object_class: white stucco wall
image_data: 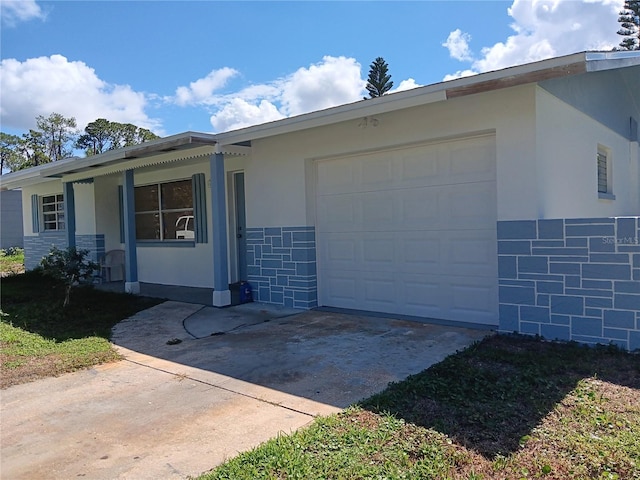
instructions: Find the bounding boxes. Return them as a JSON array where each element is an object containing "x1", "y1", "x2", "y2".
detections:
[
  {"x1": 535, "y1": 87, "x2": 640, "y2": 218},
  {"x1": 94, "y1": 175, "x2": 122, "y2": 252},
  {"x1": 20, "y1": 180, "x2": 98, "y2": 236},
  {"x1": 21, "y1": 181, "x2": 63, "y2": 237},
  {"x1": 73, "y1": 183, "x2": 96, "y2": 235},
  {"x1": 244, "y1": 85, "x2": 539, "y2": 227}
]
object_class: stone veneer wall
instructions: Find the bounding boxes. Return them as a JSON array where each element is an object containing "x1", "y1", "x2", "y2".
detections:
[
  {"x1": 24, "y1": 233, "x2": 105, "y2": 270},
  {"x1": 498, "y1": 217, "x2": 640, "y2": 351},
  {"x1": 246, "y1": 226, "x2": 317, "y2": 309}
]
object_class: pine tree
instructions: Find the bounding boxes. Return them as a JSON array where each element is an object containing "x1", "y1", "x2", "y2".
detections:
[
  {"x1": 617, "y1": 0, "x2": 640, "y2": 50},
  {"x1": 366, "y1": 57, "x2": 393, "y2": 98}
]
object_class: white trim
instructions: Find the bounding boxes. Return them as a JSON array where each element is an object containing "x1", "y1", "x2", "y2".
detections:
[
  {"x1": 212, "y1": 289, "x2": 231, "y2": 307},
  {"x1": 63, "y1": 146, "x2": 215, "y2": 182},
  {"x1": 125, "y1": 282, "x2": 140, "y2": 294},
  {"x1": 598, "y1": 192, "x2": 616, "y2": 200}
]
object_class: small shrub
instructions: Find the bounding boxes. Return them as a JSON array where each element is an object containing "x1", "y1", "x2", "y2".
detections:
[
  {"x1": 0, "y1": 247, "x2": 24, "y2": 257},
  {"x1": 40, "y1": 246, "x2": 98, "y2": 307},
  {"x1": 0, "y1": 247, "x2": 25, "y2": 277}
]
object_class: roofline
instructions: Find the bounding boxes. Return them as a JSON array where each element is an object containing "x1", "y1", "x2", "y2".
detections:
[
  {"x1": 0, "y1": 132, "x2": 217, "y2": 190},
  {"x1": 2, "y1": 50, "x2": 638, "y2": 190},
  {"x1": 215, "y1": 51, "x2": 639, "y2": 146}
]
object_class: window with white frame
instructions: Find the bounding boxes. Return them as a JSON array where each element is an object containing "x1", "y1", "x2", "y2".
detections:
[
  {"x1": 134, "y1": 179, "x2": 194, "y2": 240},
  {"x1": 41, "y1": 194, "x2": 65, "y2": 231},
  {"x1": 597, "y1": 146, "x2": 614, "y2": 199}
]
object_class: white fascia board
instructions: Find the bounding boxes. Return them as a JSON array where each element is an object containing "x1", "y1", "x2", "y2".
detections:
[
  {"x1": 215, "y1": 89, "x2": 447, "y2": 145},
  {"x1": 42, "y1": 131, "x2": 218, "y2": 177},
  {"x1": 0, "y1": 162, "x2": 62, "y2": 190},
  {"x1": 214, "y1": 52, "x2": 597, "y2": 146},
  {"x1": 585, "y1": 51, "x2": 640, "y2": 71},
  {"x1": 1, "y1": 172, "x2": 58, "y2": 190}
]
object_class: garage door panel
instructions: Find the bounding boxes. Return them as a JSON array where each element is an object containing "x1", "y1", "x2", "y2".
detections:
[
  {"x1": 451, "y1": 283, "x2": 496, "y2": 315},
  {"x1": 362, "y1": 236, "x2": 396, "y2": 269},
  {"x1": 399, "y1": 189, "x2": 441, "y2": 226},
  {"x1": 449, "y1": 233, "x2": 497, "y2": 276},
  {"x1": 402, "y1": 276, "x2": 443, "y2": 308},
  {"x1": 317, "y1": 160, "x2": 357, "y2": 195},
  {"x1": 400, "y1": 235, "x2": 441, "y2": 270},
  {"x1": 317, "y1": 135, "x2": 498, "y2": 325},
  {"x1": 323, "y1": 235, "x2": 357, "y2": 261},
  {"x1": 361, "y1": 155, "x2": 395, "y2": 187},
  {"x1": 399, "y1": 275, "x2": 451, "y2": 319},
  {"x1": 399, "y1": 146, "x2": 444, "y2": 185},
  {"x1": 317, "y1": 194, "x2": 356, "y2": 230},
  {"x1": 322, "y1": 273, "x2": 359, "y2": 307},
  {"x1": 361, "y1": 191, "x2": 395, "y2": 228},
  {"x1": 363, "y1": 276, "x2": 397, "y2": 307}
]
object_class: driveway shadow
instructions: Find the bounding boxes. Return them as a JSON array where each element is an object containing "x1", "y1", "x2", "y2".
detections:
[
  {"x1": 359, "y1": 334, "x2": 640, "y2": 458},
  {"x1": 110, "y1": 301, "x2": 490, "y2": 410}
]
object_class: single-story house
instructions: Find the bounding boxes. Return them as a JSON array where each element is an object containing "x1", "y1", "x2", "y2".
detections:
[{"x1": 1, "y1": 51, "x2": 639, "y2": 350}]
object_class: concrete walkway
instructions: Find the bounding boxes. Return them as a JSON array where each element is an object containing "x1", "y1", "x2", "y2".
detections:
[{"x1": 1, "y1": 302, "x2": 490, "y2": 479}]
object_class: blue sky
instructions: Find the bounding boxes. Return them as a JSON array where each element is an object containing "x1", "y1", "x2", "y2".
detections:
[{"x1": 0, "y1": 0, "x2": 625, "y2": 138}]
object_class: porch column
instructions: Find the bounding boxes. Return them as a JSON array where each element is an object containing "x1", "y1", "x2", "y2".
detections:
[
  {"x1": 210, "y1": 150, "x2": 231, "y2": 307},
  {"x1": 122, "y1": 170, "x2": 140, "y2": 294},
  {"x1": 63, "y1": 182, "x2": 76, "y2": 249}
]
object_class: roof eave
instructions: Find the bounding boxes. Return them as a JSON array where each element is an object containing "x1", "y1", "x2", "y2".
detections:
[
  {"x1": 214, "y1": 52, "x2": 598, "y2": 145},
  {"x1": 216, "y1": 51, "x2": 640, "y2": 146},
  {"x1": 0, "y1": 132, "x2": 219, "y2": 188}
]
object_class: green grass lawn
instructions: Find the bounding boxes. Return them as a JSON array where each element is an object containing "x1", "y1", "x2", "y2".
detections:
[
  {"x1": 0, "y1": 270, "x2": 161, "y2": 388},
  {"x1": 202, "y1": 335, "x2": 640, "y2": 480}
]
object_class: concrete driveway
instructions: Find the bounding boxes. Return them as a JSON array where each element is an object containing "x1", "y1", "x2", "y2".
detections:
[{"x1": 1, "y1": 302, "x2": 490, "y2": 479}]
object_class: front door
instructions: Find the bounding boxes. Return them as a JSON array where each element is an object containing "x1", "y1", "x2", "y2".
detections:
[{"x1": 234, "y1": 172, "x2": 247, "y2": 281}]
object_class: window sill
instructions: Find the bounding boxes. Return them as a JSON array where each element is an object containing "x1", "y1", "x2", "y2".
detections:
[
  {"x1": 137, "y1": 241, "x2": 196, "y2": 248},
  {"x1": 598, "y1": 192, "x2": 616, "y2": 201}
]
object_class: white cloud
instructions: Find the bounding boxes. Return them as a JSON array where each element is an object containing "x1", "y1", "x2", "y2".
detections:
[
  {"x1": 393, "y1": 78, "x2": 422, "y2": 92},
  {"x1": 210, "y1": 98, "x2": 285, "y2": 132},
  {"x1": 279, "y1": 56, "x2": 366, "y2": 116},
  {"x1": 207, "y1": 56, "x2": 367, "y2": 132},
  {"x1": 173, "y1": 67, "x2": 239, "y2": 106},
  {"x1": 0, "y1": 0, "x2": 45, "y2": 26},
  {"x1": 443, "y1": 29, "x2": 474, "y2": 61},
  {"x1": 443, "y1": 0, "x2": 624, "y2": 80},
  {"x1": 0, "y1": 55, "x2": 161, "y2": 132},
  {"x1": 442, "y1": 70, "x2": 479, "y2": 82}
]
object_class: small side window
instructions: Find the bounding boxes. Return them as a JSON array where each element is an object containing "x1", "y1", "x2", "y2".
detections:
[
  {"x1": 597, "y1": 146, "x2": 614, "y2": 200},
  {"x1": 41, "y1": 194, "x2": 65, "y2": 230}
]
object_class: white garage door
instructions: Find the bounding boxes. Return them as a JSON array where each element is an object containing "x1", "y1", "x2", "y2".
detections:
[{"x1": 316, "y1": 134, "x2": 498, "y2": 326}]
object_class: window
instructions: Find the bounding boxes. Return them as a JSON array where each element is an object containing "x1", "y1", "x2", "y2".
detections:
[
  {"x1": 597, "y1": 151, "x2": 607, "y2": 194},
  {"x1": 41, "y1": 194, "x2": 65, "y2": 231},
  {"x1": 597, "y1": 146, "x2": 614, "y2": 199},
  {"x1": 134, "y1": 179, "x2": 193, "y2": 241}
]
